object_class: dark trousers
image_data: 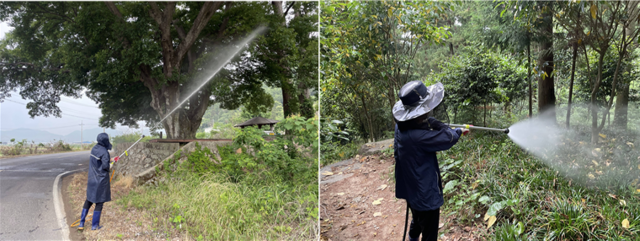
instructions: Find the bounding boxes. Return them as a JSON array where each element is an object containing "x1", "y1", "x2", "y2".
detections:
[
  {"x1": 83, "y1": 200, "x2": 104, "y2": 212},
  {"x1": 408, "y1": 207, "x2": 440, "y2": 241}
]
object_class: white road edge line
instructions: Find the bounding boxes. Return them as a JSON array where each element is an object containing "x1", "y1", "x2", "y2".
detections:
[{"x1": 53, "y1": 169, "x2": 83, "y2": 241}]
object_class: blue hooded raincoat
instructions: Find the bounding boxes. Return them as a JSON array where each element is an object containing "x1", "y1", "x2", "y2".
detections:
[
  {"x1": 86, "y1": 133, "x2": 112, "y2": 203},
  {"x1": 395, "y1": 117, "x2": 462, "y2": 211}
]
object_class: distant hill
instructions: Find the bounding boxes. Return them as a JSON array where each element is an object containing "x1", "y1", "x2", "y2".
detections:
[
  {"x1": 63, "y1": 128, "x2": 119, "y2": 143},
  {"x1": 0, "y1": 128, "x2": 63, "y2": 144},
  {"x1": 1, "y1": 127, "x2": 119, "y2": 144}
]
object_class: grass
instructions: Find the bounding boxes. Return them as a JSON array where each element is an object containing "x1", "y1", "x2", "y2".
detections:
[
  {"x1": 115, "y1": 118, "x2": 319, "y2": 240},
  {"x1": 320, "y1": 140, "x2": 362, "y2": 166},
  {"x1": 117, "y1": 172, "x2": 317, "y2": 240},
  {"x1": 435, "y1": 129, "x2": 639, "y2": 240}
]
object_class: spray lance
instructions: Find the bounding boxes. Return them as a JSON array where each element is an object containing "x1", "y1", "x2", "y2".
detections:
[{"x1": 446, "y1": 123, "x2": 510, "y2": 134}]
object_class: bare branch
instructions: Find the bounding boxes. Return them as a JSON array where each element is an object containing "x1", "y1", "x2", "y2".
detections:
[{"x1": 105, "y1": 2, "x2": 123, "y2": 19}]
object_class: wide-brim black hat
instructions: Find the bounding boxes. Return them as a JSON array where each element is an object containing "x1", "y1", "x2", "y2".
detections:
[{"x1": 392, "y1": 81, "x2": 444, "y2": 122}]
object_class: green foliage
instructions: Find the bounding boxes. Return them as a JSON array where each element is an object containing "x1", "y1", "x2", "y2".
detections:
[
  {"x1": 51, "y1": 140, "x2": 72, "y2": 152},
  {"x1": 119, "y1": 117, "x2": 317, "y2": 240},
  {"x1": 118, "y1": 172, "x2": 317, "y2": 240},
  {"x1": 431, "y1": 46, "x2": 528, "y2": 124},
  {"x1": 215, "y1": 116, "x2": 318, "y2": 184},
  {"x1": 320, "y1": 117, "x2": 362, "y2": 166},
  {"x1": 1, "y1": 139, "x2": 26, "y2": 155},
  {"x1": 320, "y1": 141, "x2": 362, "y2": 166},
  {"x1": 0, "y1": 2, "x2": 317, "y2": 138},
  {"x1": 321, "y1": 0, "x2": 453, "y2": 141},
  {"x1": 436, "y1": 132, "x2": 639, "y2": 240}
]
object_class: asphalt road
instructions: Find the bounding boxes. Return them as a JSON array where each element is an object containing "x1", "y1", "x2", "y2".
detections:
[{"x1": 0, "y1": 151, "x2": 89, "y2": 241}]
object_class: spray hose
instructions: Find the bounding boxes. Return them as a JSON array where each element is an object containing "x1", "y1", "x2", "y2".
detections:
[{"x1": 446, "y1": 123, "x2": 510, "y2": 134}]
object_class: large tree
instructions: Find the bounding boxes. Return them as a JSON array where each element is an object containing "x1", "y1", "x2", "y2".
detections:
[{"x1": 0, "y1": 1, "x2": 317, "y2": 139}]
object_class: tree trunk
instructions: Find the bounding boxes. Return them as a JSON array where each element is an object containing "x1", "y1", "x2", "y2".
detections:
[
  {"x1": 591, "y1": 53, "x2": 606, "y2": 144},
  {"x1": 613, "y1": 16, "x2": 637, "y2": 130},
  {"x1": 297, "y1": 83, "x2": 313, "y2": 118},
  {"x1": 272, "y1": 1, "x2": 300, "y2": 118},
  {"x1": 566, "y1": 41, "x2": 578, "y2": 129},
  {"x1": 613, "y1": 79, "x2": 630, "y2": 129},
  {"x1": 107, "y1": 2, "x2": 220, "y2": 139},
  {"x1": 527, "y1": 40, "x2": 533, "y2": 118},
  {"x1": 281, "y1": 81, "x2": 293, "y2": 117},
  {"x1": 538, "y1": 8, "x2": 555, "y2": 121},
  {"x1": 483, "y1": 101, "x2": 487, "y2": 127}
]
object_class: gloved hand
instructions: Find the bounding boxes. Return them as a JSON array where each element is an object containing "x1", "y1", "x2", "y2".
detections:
[{"x1": 461, "y1": 128, "x2": 470, "y2": 136}]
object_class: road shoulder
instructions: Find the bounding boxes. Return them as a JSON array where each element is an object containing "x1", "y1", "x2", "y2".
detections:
[{"x1": 63, "y1": 172, "x2": 86, "y2": 241}]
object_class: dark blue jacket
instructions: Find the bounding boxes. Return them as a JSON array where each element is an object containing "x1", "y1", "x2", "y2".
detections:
[
  {"x1": 395, "y1": 117, "x2": 462, "y2": 211},
  {"x1": 86, "y1": 133, "x2": 112, "y2": 203}
]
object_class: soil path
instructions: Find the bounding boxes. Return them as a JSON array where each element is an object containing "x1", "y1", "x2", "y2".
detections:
[{"x1": 320, "y1": 140, "x2": 484, "y2": 241}]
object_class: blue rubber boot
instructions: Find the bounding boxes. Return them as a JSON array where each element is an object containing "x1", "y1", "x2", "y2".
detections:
[
  {"x1": 78, "y1": 209, "x2": 89, "y2": 230},
  {"x1": 91, "y1": 211, "x2": 103, "y2": 230}
]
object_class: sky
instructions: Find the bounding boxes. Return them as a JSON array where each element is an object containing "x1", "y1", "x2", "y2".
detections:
[{"x1": 0, "y1": 21, "x2": 149, "y2": 137}]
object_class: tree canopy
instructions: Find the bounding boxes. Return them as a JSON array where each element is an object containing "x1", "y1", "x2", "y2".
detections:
[{"x1": 0, "y1": 1, "x2": 318, "y2": 139}]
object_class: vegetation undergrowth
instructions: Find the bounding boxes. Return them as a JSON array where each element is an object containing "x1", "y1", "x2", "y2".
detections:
[
  {"x1": 0, "y1": 139, "x2": 91, "y2": 157},
  {"x1": 436, "y1": 129, "x2": 639, "y2": 240},
  {"x1": 117, "y1": 116, "x2": 318, "y2": 240},
  {"x1": 320, "y1": 118, "x2": 363, "y2": 166}
]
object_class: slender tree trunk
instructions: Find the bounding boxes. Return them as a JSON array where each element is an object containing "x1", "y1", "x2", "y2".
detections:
[
  {"x1": 527, "y1": 41, "x2": 533, "y2": 118},
  {"x1": 273, "y1": 1, "x2": 295, "y2": 118},
  {"x1": 613, "y1": 80, "x2": 630, "y2": 129},
  {"x1": 483, "y1": 101, "x2": 487, "y2": 127},
  {"x1": 591, "y1": 53, "x2": 606, "y2": 144},
  {"x1": 359, "y1": 93, "x2": 375, "y2": 142},
  {"x1": 598, "y1": 27, "x2": 629, "y2": 131},
  {"x1": 613, "y1": 18, "x2": 637, "y2": 129},
  {"x1": 566, "y1": 41, "x2": 578, "y2": 129},
  {"x1": 538, "y1": 8, "x2": 556, "y2": 121}
]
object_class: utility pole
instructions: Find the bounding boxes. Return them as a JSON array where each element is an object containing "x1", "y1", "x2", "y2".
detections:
[{"x1": 80, "y1": 121, "x2": 84, "y2": 149}]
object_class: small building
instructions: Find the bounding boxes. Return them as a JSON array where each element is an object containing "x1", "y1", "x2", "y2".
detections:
[{"x1": 234, "y1": 116, "x2": 279, "y2": 130}]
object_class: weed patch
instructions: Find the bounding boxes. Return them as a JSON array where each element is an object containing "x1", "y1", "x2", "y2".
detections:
[
  {"x1": 437, "y1": 131, "x2": 639, "y2": 240},
  {"x1": 119, "y1": 116, "x2": 318, "y2": 240}
]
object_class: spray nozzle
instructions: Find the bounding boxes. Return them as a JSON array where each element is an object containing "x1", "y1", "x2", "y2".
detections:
[{"x1": 504, "y1": 128, "x2": 510, "y2": 134}]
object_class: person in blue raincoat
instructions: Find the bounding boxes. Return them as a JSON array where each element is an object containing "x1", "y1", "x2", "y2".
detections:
[
  {"x1": 393, "y1": 81, "x2": 469, "y2": 241},
  {"x1": 78, "y1": 133, "x2": 113, "y2": 231}
]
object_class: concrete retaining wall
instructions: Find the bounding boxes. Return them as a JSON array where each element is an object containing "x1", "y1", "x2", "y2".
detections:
[
  {"x1": 133, "y1": 140, "x2": 233, "y2": 186},
  {"x1": 112, "y1": 142, "x2": 180, "y2": 178}
]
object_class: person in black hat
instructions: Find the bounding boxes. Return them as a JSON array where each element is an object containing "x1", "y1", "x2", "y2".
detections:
[{"x1": 393, "y1": 81, "x2": 469, "y2": 241}]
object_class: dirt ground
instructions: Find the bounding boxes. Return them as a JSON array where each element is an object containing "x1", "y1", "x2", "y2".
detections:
[
  {"x1": 64, "y1": 172, "x2": 191, "y2": 241},
  {"x1": 320, "y1": 153, "x2": 485, "y2": 241}
]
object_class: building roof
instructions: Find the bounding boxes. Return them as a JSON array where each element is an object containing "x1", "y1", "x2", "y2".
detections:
[{"x1": 234, "y1": 116, "x2": 279, "y2": 127}]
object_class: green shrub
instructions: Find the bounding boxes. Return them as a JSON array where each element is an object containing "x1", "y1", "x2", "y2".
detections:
[
  {"x1": 130, "y1": 116, "x2": 319, "y2": 240},
  {"x1": 437, "y1": 132, "x2": 639, "y2": 240}
]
